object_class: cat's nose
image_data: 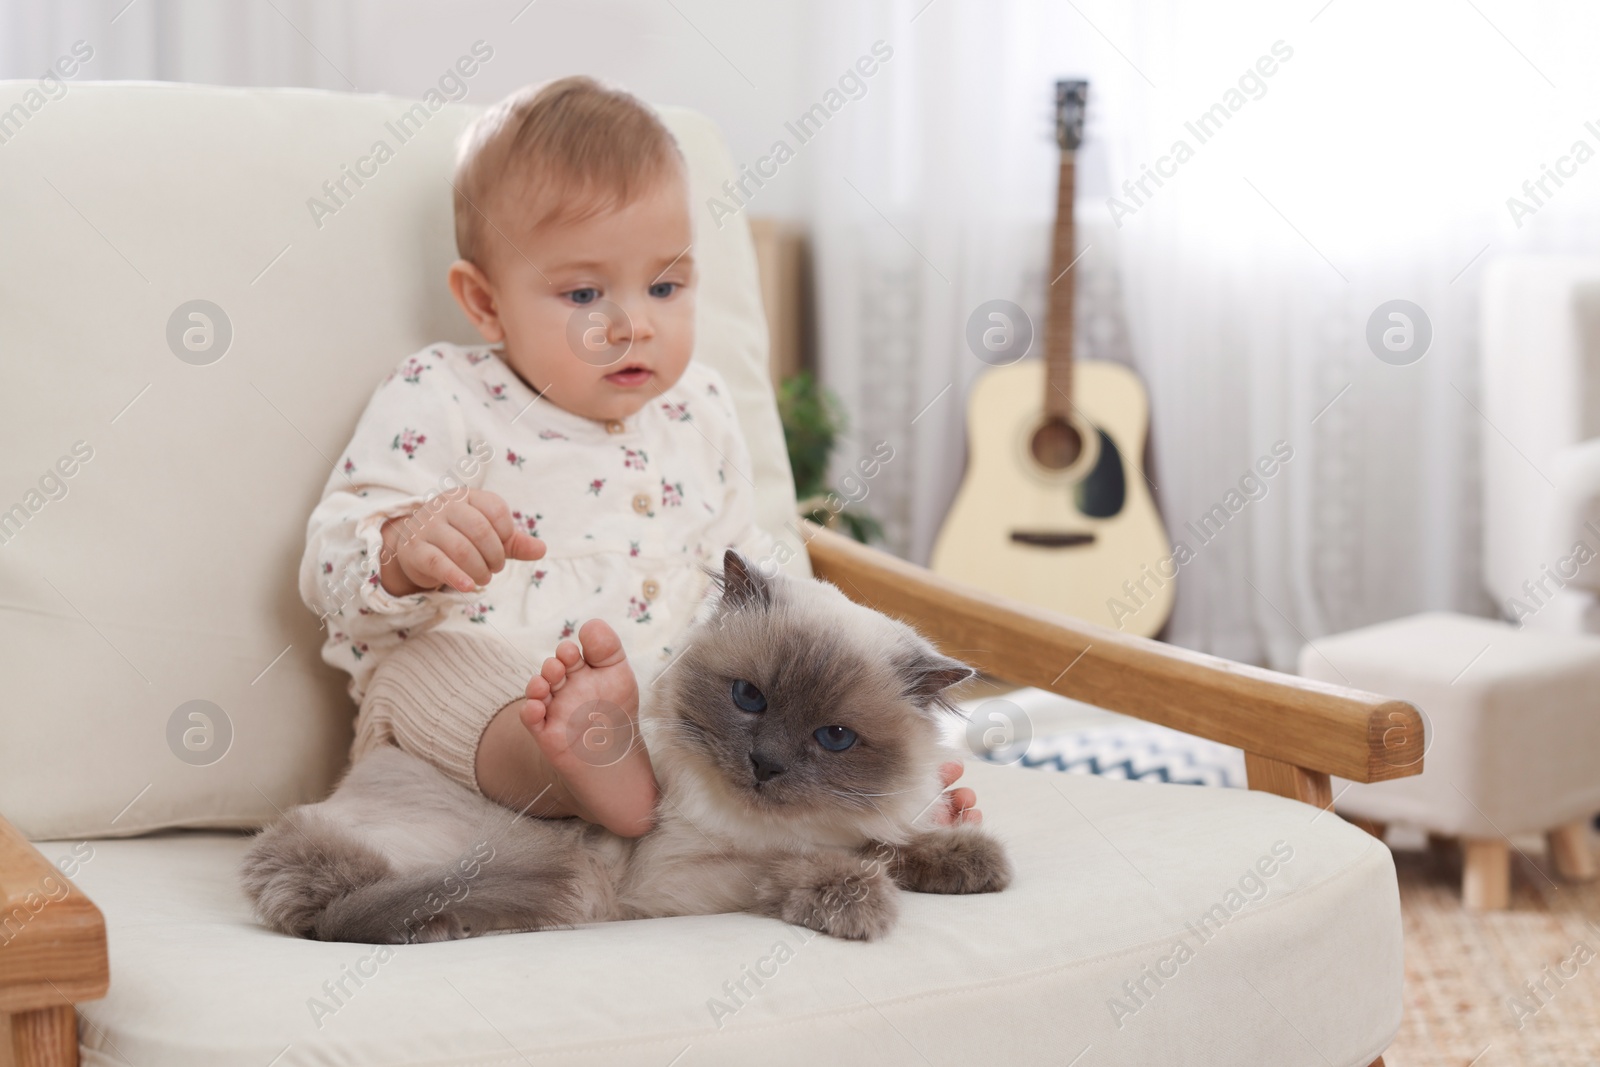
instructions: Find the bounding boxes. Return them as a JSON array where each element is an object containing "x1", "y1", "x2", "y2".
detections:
[{"x1": 750, "y1": 752, "x2": 787, "y2": 782}]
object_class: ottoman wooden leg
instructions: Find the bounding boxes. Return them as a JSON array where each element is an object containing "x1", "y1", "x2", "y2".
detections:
[
  {"x1": 1462, "y1": 838, "x2": 1510, "y2": 911},
  {"x1": 1547, "y1": 820, "x2": 1598, "y2": 882}
]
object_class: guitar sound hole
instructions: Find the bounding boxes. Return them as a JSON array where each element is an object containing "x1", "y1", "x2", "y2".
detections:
[{"x1": 1030, "y1": 418, "x2": 1083, "y2": 470}]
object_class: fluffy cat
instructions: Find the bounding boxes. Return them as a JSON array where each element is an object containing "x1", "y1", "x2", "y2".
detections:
[{"x1": 240, "y1": 550, "x2": 1012, "y2": 943}]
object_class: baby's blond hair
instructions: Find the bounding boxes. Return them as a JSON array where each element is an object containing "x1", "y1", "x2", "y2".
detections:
[{"x1": 451, "y1": 75, "x2": 687, "y2": 270}]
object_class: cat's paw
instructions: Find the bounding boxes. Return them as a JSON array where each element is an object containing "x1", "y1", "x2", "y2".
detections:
[
  {"x1": 784, "y1": 871, "x2": 899, "y2": 941},
  {"x1": 884, "y1": 825, "x2": 1012, "y2": 895},
  {"x1": 760, "y1": 854, "x2": 901, "y2": 941}
]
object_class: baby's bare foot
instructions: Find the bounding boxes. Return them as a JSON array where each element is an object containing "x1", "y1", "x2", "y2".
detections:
[{"x1": 521, "y1": 620, "x2": 658, "y2": 837}]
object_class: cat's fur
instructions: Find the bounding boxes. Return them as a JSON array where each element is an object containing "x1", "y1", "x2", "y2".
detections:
[{"x1": 240, "y1": 550, "x2": 1012, "y2": 944}]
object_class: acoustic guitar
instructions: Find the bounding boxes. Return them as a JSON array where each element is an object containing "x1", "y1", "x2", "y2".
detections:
[{"x1": 931, "y1": 80, "x2": 1174, "y2": 637}]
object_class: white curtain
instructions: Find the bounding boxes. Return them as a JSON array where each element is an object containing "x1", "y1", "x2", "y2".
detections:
[
  {"x1": 807, "y1": 0, "x2": 1600, "y2": 667},
  {"x1": 10, "y1": 0, "x2": 1600, "y2": 669},
  {"x1": 0, "y1": 0, "x2": 362, "y2": 87}
]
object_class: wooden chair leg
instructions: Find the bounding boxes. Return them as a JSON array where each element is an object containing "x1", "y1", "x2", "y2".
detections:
[
  {"x1": 10, "y1": 1005, "x2": 78, "y2": 1067},
  {"x1": 1547, "y1": 819, "x2": 1598, "y2": 882},
  {"x1": 1462, "y1": 838, "x2": 1511, "y2": 911}
]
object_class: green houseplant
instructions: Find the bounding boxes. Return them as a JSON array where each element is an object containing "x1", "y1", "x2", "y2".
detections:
[{"x1": 777, "y1": 372, "x2": 884, "y2": 544}]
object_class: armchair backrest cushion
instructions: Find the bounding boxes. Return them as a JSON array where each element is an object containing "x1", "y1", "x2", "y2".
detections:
[{"x1": 0, "y1": 81, "x2": 800, "y2": 839}]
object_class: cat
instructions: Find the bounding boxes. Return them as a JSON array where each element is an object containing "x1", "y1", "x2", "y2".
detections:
[{"x1": 240, "y1": 549, "x2": 1012, "y2": 944}]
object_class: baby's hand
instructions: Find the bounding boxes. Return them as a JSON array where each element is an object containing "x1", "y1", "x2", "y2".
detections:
[
  {"x1": 377, "y1": 488, "x2": 544, "y2": 596},
  {"x1": 933, "y1": 760, "x2": 982, "y2": 826}
]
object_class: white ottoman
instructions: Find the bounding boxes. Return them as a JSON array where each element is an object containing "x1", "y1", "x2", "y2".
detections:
[{"x1": 1299, "y1": 612, "x2": 1600, "y2": 910}]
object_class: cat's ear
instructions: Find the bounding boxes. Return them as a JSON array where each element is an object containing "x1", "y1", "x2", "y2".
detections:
[
  {"x1": 716, "y1": 549, "x2": 773, "y2": 612},
  {"x1": 898, "y1": 646, "x2": 976, "y2": 711}
]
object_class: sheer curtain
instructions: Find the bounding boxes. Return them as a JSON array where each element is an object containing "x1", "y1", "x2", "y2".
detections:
[
  {"x1": 0, "y1": 0, "x2": 363, "y2": 87},
  {"x1": 805, "y1": 0, "x2": 1600, "y2": 667},
  {"x1": 9, "y1": 0, "x2": 1600, "y2": 668}
]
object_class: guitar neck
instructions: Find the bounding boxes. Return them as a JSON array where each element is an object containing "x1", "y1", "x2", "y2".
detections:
[{"x1": 1045, "y1": 152, "x2": 1077, "y2": 419}]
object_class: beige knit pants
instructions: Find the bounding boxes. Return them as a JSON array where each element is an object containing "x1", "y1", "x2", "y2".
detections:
[{"x1": 350, "y1": 628, "x2": 534, "y2": 794}]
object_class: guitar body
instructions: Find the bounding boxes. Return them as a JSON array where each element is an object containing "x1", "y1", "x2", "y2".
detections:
[
  {"x1": 931, "y1": 359, "x2": 1174, "y2": 637},
  {"x1": 931, "y1": 78, "x2": 1173, "y2": 637}
]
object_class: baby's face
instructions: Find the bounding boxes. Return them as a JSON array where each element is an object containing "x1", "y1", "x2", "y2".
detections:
[{"x1": 464, "y1": 172, "x2": 697, "y2": 423}]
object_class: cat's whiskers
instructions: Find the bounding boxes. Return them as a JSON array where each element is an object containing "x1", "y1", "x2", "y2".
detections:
[
  {"x1": 833, "y1": 786, "x2": 924, "y2": 826},
  {"x1": 642, "y1": 719, "x2": 706, "y2": 742},
  {"x1": 837, "y1": 781, "x2": 955, "y2": 832}
]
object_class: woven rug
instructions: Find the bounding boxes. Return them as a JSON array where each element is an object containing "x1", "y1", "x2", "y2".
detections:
[{"x1": 1387, "y1": 834, "x2": 1600, "y2": 1066}]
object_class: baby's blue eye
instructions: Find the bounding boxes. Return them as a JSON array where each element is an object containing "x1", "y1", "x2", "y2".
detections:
[
  {"x1": 814, "y1": 725, "x2": 857, "y2": 752},
  {"x1": 649, "y1": 281, "x2": 676, "y2": 298},
  {"x1": 730, "y1": 679, "x2": 766, "y2": 713},
  {"x1": 568, "y1": 288, "x2": 599, "y2": 305}
]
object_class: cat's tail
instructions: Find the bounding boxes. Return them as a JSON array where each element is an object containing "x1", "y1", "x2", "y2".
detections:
[
  {"x1": 309, "y1": 830, "x2": 596, "y2": 944},
  {"x1": 240, "y1": 810, "x2": 604, "y2": 944},
  {"x1": 239, "y1": 809, "x2": 392, "y2": 939}
]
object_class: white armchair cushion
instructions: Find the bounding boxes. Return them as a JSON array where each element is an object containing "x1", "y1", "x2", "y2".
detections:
[
  {"x1": 37, "y1": 759, "x2": 1402, "y2": 1067},
  {"x1": 0, "y1": 82, "x2": 800, "y2": 839}
]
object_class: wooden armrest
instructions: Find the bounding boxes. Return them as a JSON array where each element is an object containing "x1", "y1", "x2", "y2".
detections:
[
  {"x1": 802, "y1": 523, "x2": 1423, "y2": 793},
  {"x1": 1, "y1": 813, "x2": 106, "y2": 1027}
]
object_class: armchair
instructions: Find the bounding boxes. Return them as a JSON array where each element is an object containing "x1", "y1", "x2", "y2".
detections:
[{"x1": 0, "y1": 81, "x2": 1418, "y2": 1067}]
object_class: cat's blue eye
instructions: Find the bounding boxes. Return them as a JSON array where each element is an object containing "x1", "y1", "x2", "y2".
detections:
[
  {"x1": 730, "y1": 679, "x2": 766, "y2": 713},
  {"x1": 648, "y1": 281, "x2": 677, "y2": 298},
  {"x1": 814, "y1": 725, "x2": 857, "y2": 752},
  {"x1": 567, "y1": 287, "x2": 600, "y2": 305}
]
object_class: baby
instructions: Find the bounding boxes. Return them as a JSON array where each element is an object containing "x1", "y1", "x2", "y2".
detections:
[{"x1": 301, "y1": 76, "x2": 979, "y2": 841}]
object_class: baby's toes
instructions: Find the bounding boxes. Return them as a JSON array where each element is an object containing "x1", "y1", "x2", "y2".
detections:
[
  {"x1": 540, "y1": 655, "x2": 568, "y2": 691},
  {"x1": 576, "y1": 619, "x2": 627, "y2": 668},
  {"x1": 555, "y1": 640, "x2": 583, "y2": 669},
  {"x1": 519, "y1": 688, "x2": 551, "y2": 731}
]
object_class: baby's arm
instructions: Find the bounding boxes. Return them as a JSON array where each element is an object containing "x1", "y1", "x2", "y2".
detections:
[
  {"x1": 301, "y1": 363, "x2": 469, "y2": 636},
  {"x1": 378, "y1": 486, "x2": 541, "y2": 596},
  {"x1": 300, "y1": 354, "x2": 534, "y2": 640}
]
